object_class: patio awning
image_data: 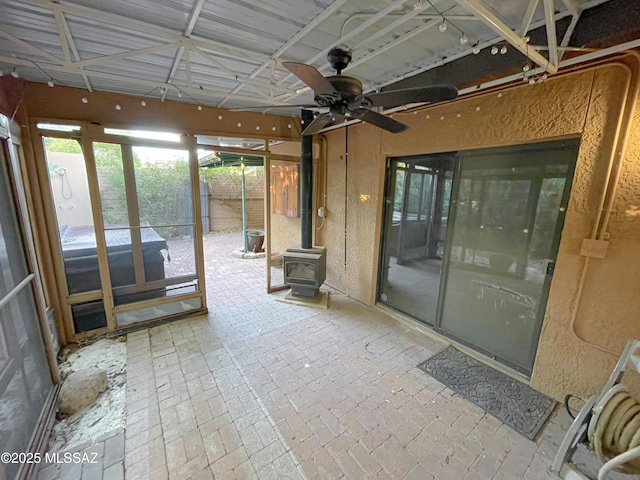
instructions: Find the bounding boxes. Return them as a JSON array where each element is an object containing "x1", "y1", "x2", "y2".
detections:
[{"x1": 199, "y1": 152, "x2": 264, "y2": 168}]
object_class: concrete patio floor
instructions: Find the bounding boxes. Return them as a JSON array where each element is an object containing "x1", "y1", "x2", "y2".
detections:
[{"x1": 42, "y1": 232, "x2": 573, "y2": 479}]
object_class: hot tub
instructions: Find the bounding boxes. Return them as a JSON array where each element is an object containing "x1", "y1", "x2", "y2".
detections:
[{"x1": 60, "y1": 224, "x2": 168, "y2": 295}]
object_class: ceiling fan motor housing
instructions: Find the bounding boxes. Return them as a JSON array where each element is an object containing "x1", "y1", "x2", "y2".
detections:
[
  {"x1": 315, "y1": 75, "x2": 362, "y2": 107},
  {"x1": 327, "y1": 45, "x2": 352, "y2": 73}
]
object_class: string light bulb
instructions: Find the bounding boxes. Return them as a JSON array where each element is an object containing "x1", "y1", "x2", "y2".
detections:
[
  {"x1": 141, "y1": 100, "x2": 147, "y2": 107},
  {"x1": 523, "y1": 65, "x2": 530, "y2": 72},
  {"x1": 438, "y1": 20, "x2": 447, "y2": 32},
  {"x1": 47, "y1": 79, "x2": 54, "y2": 87},
  {"x1": 10, "y1": 69, "x2": 19, "y2": 78},
  {"x1": 197, "y1": 105, "x2": 203, "y2": 111},
  {"x1": 81, "y1": 97, "x2": 88, "y2": 104},
  {"x1": 413, "y1": 0, "x2": 423, "y2": 11},
  {"x1": 459, "y1": 34, "x2": 468, "y2": 45},
  {"x1": 500, "y1": 46, "x2": 508, "y2": 54},
  {"x1": 491, "y1": 46, "x2": 498, "y2": 55},
  {"x1": 177, "y1": 91, "x2": 183, "y2": 98},
  {"x1": 472, "y1": 44, "x2": 480, "y2": 55},
  {"x1": 115, "y1": 104, "x2": 122, "y2": 111}
]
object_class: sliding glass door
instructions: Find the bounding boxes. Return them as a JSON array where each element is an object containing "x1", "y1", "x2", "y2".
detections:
[
  {"x1": 438, "y1": 140, "x2": 579, "y2": 374},
  {"x1": 0, "y1": 121, "x2": 52, "y2": 480},
  {"x1": 378, "y1": 155, "x2": 456, "y2": 324},
  {"x1": 378, "y1": 139, "x2": 579, "y2": 375}
]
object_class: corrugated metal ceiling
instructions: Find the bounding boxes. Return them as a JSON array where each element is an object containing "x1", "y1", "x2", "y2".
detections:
[{"x1": 0, "y1": 0, "x2": 632, "y2": 115}]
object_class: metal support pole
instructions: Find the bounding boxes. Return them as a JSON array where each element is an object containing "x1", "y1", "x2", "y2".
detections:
[
  {"x1": 241, "y1": 157, "x2": 248, "y2": 253},
  {"x1": 301, "y1": 110, "x2": 314, "y2": 249}
]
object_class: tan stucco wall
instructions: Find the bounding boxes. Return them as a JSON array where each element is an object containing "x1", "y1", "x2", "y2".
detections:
[{"x1": 317, "y1": 58, "x2": 640, "y2": 400}]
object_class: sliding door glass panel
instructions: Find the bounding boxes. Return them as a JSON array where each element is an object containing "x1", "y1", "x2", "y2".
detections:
[
  {"x1": 378, "y1": 155, "x2": 456, "y2": 325},
  {"x1": 0, "y1": 140, "x2": 52, "y2": 480},
  {"x1": 439, "y1": 140, "x2": 578, "y2": 374},
  {"x1": 0, "y1": 165, "x2": 28, "y2": 299}
]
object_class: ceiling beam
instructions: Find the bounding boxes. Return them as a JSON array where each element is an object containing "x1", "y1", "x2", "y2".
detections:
[
  {"x1": 454, "y1": 0, "x2": 557, "y2": 74},
  {"x1": 0, "y1": 30, "x2": 62, "y2": 64},
  {"x1": 340, "y1": 13, "x2": 479, "y2": 37},
  {"x1": 24, "y1": 0, "x2": 270, "y2": 64},
  {"x1": 562, "y1": 0, "x2": 582, "y2": 17},
  {"x1": 348, "y1": 18, "x2": 440, "y2": 71},
  {"x1": 185, "y1": 47, "x2": 192, "y2": 88},
  {"x1": 0, "y1": 55, "x2": 295, "y2": 105},
  {"x1": 162, "y1": 0, "x2": 206, "y2": 101},
  {"x1": 542, "y1": 0, "x2": 558, "y2": 68},
  {"x1": 217, "y1": 0, "x2": 352, "y2": 108},
  {"x1": 558, "y1": 12, "x2": 580, "y2": 61},
  {"x1": 279, "y1": 0, "x2": 412, "y2": 86},
  {"x1": 191, "y1": 46, "x2": 273, "y2": 99},
  {"x1": 73, "y1": 42, "x2": 183, "y2": 68},
  {"x1": 52, "y1": 9, "x2": 72, "y2": 63},
  {"x1": 517, "y1": 0, "x2": 540, "y2": 36},
  {"x1": 51, "y1": 12, "x2": 93, "y2": 91}
]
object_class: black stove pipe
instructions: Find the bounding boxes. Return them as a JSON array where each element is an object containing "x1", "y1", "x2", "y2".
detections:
[{"x1": 300, "y1": 109, "x2": 314, "y2": 249}]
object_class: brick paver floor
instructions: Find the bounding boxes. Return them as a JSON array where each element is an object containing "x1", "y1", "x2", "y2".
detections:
[{"x1": 43, "y1": 232, "x2": 573, "y2": 479}]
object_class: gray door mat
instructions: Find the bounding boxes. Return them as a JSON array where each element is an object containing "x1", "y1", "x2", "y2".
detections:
[{"x1": 417, "y1": 346, "x2": 555, "y2": 440}]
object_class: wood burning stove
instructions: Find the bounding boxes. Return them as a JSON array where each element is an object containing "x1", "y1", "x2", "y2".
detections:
[{"x1": 283, "y1": 246, "x2": 326, "y2": 298}]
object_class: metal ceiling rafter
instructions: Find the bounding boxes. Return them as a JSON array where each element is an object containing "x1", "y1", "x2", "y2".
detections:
[
  {"x1": 161, "y1": 0, "x2": 206, "y2": 101},
  {"x1": 340, "y1": 12, "x2": 479, "y2": 37},
  {"x1": 191, "y1": 46, "x2": 275, "y2": 99},
  {"x1": 0, "y1": 55, "x2": 297, "y2": 105},
  {"x1": 562, "y1": 0, "x2": 582, "y2": 17},
  {"x1": 454, "y1": 0, "x2": 557, "y2": 74},
  {"x1": 52, "y1": 9, "x2": 72, "y2": 63},
  {"x1": 517, "y1": 0, "x2": 540, "y2": 36},
  {"x1": 279, "y1": 0, "x2": 476, "y2": 99},
  {"x1": 23, "y1": 0, "x2": 271, "y2": 65},
  {"x1": 348, "y1": 18, "x2": 441, "y2": 71},
  {"x1": 0, "y1": 30, "x2": 62, "y2": 64},
  {"x1": 216, "y1": 0, "x2": 352, "y2": 108},
  {"x1": 279, "y1": 0, "x2": 413, "y2": 86},
  {"x1": 51, "y1": 10, "x2": 93, "y2": 91},
  {"x1": 185, "y1": 47, "x2": 192, "y2": 88},
  {"x1": 73, "y1": 43, "x2": 183, "y2": 68},
  {"x1": 542, "y1": 0, "x2": 559, "y2": 68}
]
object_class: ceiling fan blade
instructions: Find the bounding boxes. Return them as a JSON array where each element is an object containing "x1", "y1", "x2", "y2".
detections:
[
  {"x1": 301, "y1": 113, "x2": 344, "y2": 136},
  {"x1": 358, "y1": 84, "x2": 458, "y2": 108},
  {"x1": 350, "y1": 109, "x2": 407, "y2": 133},
  {"x1": 230, "y1": 104, "x2": 317, "y2": 112},
  {"x1": 282, "y1": 62, "x2": 338, "y2": 96}
]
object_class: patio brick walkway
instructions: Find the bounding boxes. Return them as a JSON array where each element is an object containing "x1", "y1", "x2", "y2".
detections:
[{"x1": 42, "y1": 232, "x2": 572, "y2": 479}]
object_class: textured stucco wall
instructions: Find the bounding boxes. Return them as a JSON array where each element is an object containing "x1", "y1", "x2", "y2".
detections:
[
  {"x1": 318, "y1": 60, "x2": 640, "y2": 400},
  {"x1": 530, "y1": 63, "x2": 640, "y2": 400}
]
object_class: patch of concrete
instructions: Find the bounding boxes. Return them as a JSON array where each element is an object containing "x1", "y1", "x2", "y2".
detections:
[{"x1": 47, "y1": 338, "x2": 126, "y2": 453}]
